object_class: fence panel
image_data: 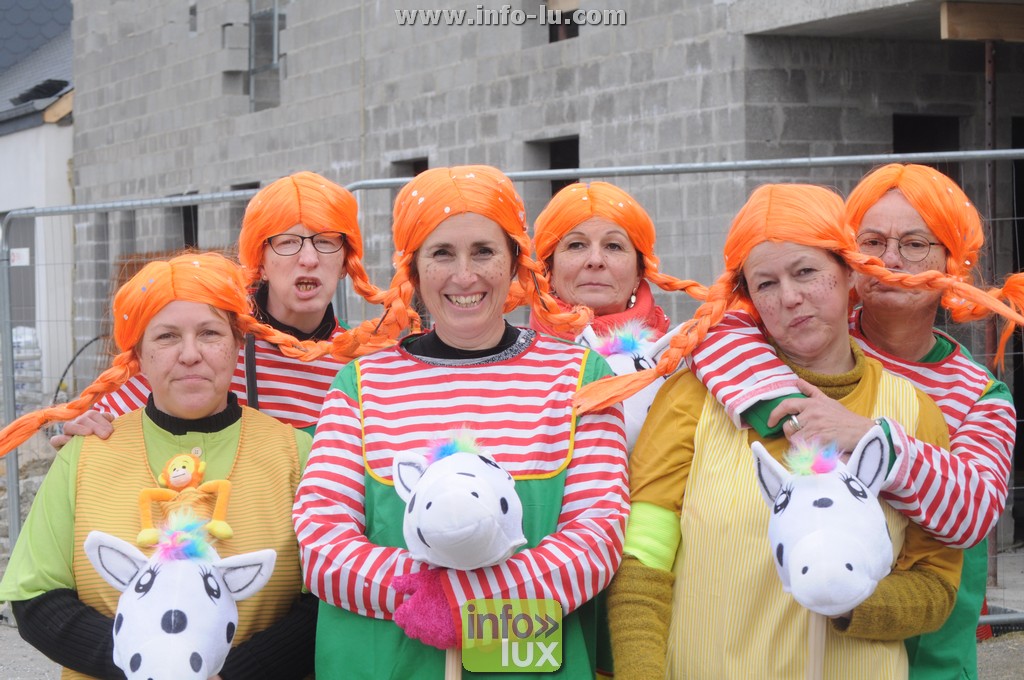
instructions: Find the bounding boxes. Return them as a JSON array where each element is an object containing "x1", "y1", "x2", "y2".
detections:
[{"x1": 3, "y1": 151, "x2": 1024, "y2": 626}]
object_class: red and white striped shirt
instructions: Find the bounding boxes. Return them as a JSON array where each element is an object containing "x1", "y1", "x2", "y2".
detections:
[
  {"x1": 689, "y1": 308, "x2": 1014, "y2": 548},
  {"x1": 292, "y1": 333, "x2": 629, "y2": 620},
  {"x1": 97, "y1": 333, "x2": 345, "y2": 431}
]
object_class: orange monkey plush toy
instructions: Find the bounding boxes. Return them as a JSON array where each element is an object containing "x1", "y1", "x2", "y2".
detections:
[{"x1": 136, "y1": 452, "x2": 233, "y2": 546}]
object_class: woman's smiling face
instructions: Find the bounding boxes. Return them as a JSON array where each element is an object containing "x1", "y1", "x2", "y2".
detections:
[{"x1": 414, "y1": 213, "x2": 514, "y2": 350}]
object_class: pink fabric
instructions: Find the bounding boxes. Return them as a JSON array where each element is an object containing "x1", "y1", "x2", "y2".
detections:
[
  {"x1": 392, "y1": 569, "x2": 460, "y2": 649},
  {"x1": 529, "y1": 279, "x2": 669, "y2": 340}
]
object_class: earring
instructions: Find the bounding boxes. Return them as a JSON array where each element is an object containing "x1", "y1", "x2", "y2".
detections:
[{"x1": 627, "y1": 283, "x2": 638, "y2": 309}]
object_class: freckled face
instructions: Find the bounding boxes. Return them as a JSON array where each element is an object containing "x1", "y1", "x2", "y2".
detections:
[
  {"x1": 743, "y1": 242, "x2": 853, "y2": 373},
  {"x1": 549, "y1": 217, "x2": 641, "y2": 316},
  {"x1": 415, "y1": 214, "x2": 514, "y2": 351},
  {"x1": 137, "y1": 301, "x2": 242, "y2": 420}
]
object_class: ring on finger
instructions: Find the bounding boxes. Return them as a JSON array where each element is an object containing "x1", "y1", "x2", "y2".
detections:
[{"x1": 789, "y1": 414, "x2": 802, "y2": 432}]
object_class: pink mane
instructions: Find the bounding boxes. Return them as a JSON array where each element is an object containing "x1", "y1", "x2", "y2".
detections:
[
  {"x1": 784, "y1": 441, "x2": 840, "y2": 476},
  {"x1": 425, "y1": 431, "x2": 481, "y2": 465},
  {"x1": 593, "y1": 320, "x2": 654, "y2": 356},
  {"x1": 153, "y1": 511, "x2": 213, "y2": 562}
]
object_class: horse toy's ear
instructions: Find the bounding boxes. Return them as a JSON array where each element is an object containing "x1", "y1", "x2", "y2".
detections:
[
  {"x1": 84, "y1": 531, "x2": 148, "y2": 593},
  {"x1": 845, "y1": 424, "x2": 888, "y2": 497},
  {"x1": 575, "y1": 325, "x2": 601, "y2": 349},
  {"x1": 393, "y1": 450, "x2": 429, "y2": 503},
  {"x1": 751, "y1": 441, "x2": 789, "y2": 507},
  {"x1": 215, "y1": 549, "x2": 277, "y2": 602}
]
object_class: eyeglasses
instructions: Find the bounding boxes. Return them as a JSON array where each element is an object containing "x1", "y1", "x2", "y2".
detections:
[
  {"x1": 265, "y1": 232, "x2": 346, "y2": 256},
  {"x1": 856, "y1": 233, "x2": 942, "y2": 263}
]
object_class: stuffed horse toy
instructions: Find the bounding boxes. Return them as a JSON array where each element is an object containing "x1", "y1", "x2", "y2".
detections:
[
  {"x1": 392, "y1": 433, "x2": 526, "y2": 571},
  {"x1": 390, "y1": 433, "x2": 526, "y2": 678},
  {"x1": 752, "y1": 426, "x2": 892, "y2": 616},
  {"x1": 84, "y1": 512, "x2": 276, "y2": 679},
  {"x1": 577, "y1": 320, "x2": 677, "y2": 451},
  {"x1": 752, "y1": 426, "x2": 893, "y2": 680}
]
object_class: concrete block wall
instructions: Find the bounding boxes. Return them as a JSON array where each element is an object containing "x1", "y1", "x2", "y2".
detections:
[{"x1": 69, "y1": 0, "x2": 1024, "y2": 336}]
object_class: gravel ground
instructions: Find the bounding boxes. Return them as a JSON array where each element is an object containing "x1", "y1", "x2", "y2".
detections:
[{"x1": 0, "y1": 607, "x2": 1020, "y2": 679}]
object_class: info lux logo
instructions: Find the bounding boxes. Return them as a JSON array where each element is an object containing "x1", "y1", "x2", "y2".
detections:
[{"x1": 461, "y1": 599, "x2": 562, "y2": 672}]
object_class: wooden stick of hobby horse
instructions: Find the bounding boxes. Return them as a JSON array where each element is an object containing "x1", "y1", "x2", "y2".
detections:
[
  {"x1": 445, "y1": 647, "x2": 463, "y2": 680},
  {"x1": 806, "y1": 611, "x2": 827, "y2": 680}
]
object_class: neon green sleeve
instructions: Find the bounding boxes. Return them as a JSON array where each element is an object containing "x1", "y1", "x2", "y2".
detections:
[
  {"x1": 0, "y1": 437, "x2": 82, "y2": 601},
  {"x1": 294, "y1": 429, "x2": 313, "y2": 470},
  {"x1": 622, "y1": 501, "x2": 682, "y2": 573}
]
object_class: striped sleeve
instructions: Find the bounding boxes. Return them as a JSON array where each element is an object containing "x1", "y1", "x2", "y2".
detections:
[
  {"x1": 292, "y1": 363, "x2": 414, "y2": 619},
  {"x1": 94, "y1": 374, "x2": 151, "y2": 416},
  {"x1": 444, "y1": 391, "x2": 629, "y2": 618},
  {"x1": 691, "y1": 310, "x2": 1017, "y2": 549},
  {"x1": 882, "y1": 379, "x2": 1014, "y2": 548},
  {"x1": 687, "y1": 310, "x2": 798, "y2": 427}
]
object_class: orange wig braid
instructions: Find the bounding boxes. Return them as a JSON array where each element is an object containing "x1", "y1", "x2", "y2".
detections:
[
  {"x1": 846, "y1": 163, "x2": 1024, "y2": 366},
  {"x1": 532, "y1": 181, "x2": 708, "y2": 301},
  {"x1": 352, "y1": 165, "x2": 591, "y2": 342},
  {"x1": 0, "y1": 252, "x2": 253, "y2": 456},
  {"x1": 575, "y1": 184, "x2": 846, "y2": 413}
]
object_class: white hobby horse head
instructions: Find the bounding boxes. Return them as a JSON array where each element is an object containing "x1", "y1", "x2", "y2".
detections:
[
  {"x1": 84, "y1": 512, "x2": 276, "y2": 679},
  {"x1": 393, "y1": 433, "x2": 526, "y2": 570},
  {"x1": 752, "y1": 426, "x2": 893, "y2": 617}
]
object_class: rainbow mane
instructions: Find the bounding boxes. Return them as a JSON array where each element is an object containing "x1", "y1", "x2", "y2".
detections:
[
  {"x1": 785, "y1": 441, "x2": 840, "y2": 476},
  {"x1": 153, "y1": 511, "x2": 213, "y2": 562},
  {"x1": 593, "y1": 320, "x2": 655, "y2": 356},
  {"x1": 425, "y1": 431, "x2": 481, "y2": 465}
]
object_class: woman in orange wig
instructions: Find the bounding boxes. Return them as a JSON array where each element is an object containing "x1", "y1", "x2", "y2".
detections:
[
  {"x1": 0, "y1": 252, "x2": 316, "y2": 679},
  {"x1": 293, "y1": 165, "x2": 629, "y2": 679},
  {"x1": 530, "y1": 181, "x2": 707, "y2": 450},
  {"x1": 54, "y1": 171, "x2": 393, "y2": 442},
  {"x1": 606, "y1": 183, "x2": 960, "y2": 680},
  {"x1": 682, "y1": 164, "x2": 1024, "y2": 680},
  {"x1": 530, "y1": 181, "x2": 707, "y2": 339}
]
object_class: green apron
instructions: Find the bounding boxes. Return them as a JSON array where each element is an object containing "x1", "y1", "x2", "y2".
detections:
[
  {"x1": 315, "y1": 466, "x2": 603, "y2": 679},
  {"x1": 905, "y1": 539, "x2": 986, "y2": 680}
]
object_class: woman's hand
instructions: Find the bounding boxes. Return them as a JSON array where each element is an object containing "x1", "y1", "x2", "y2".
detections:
[
  {"x1": 768, "y1": 379, "x2": 875, "y2": 455},
  {"x1": 48, "y1": 410, "x2": 115, "y2": 450}
]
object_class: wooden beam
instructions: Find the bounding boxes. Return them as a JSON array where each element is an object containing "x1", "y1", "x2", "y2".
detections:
[
  {"x1": 942, "y1": 2, "x2": 1024, "y2": 42},
  {"x1": 42, "y1": 90, "x2": 73, "y2": 124}
]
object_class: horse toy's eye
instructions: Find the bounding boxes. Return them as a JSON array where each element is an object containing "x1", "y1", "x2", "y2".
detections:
[
  {"x1": 774, "y1": 487, "x2": 791, "y2": 515},
  {"x1": 134, "y1": 568, "x2": 157, "y2": 595},
  {"x1": 842, "y1": 474, "x2": 868, "y2": 501},
  {"x1": 202, "y1": 569, "x2": 222, "y2": 601},
  {"x1": 479, "y1": 455, "x2": 501, "y2": 469}
]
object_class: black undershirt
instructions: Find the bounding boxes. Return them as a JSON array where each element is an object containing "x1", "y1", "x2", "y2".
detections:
[
  {"x1": 404, "y1": 320, "x2": 521, "y2": 360},
  {"x1": 144, "y1": 391, "x2": 242, "y2": 434}
]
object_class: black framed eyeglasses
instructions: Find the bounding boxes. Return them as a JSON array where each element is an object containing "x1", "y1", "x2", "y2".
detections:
[
  {"x1": 265, "y1": 232, "x2": 346, "y2": 256},
  {"x1": 856, "y1": 233, "x2": 942, "y2": 263}
]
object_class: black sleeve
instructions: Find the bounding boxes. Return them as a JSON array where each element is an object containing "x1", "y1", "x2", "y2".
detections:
[
  {"x1": 218, "y1": 592, "x2": 318, "y2": 680},
  {"x1": 11, "y1": 589, "x2": 126, "y2": 679}
]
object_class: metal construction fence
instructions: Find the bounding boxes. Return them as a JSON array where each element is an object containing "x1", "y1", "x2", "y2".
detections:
[{"x1": 3, "y1": 149, "x2": 1024, "y2": 623}]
